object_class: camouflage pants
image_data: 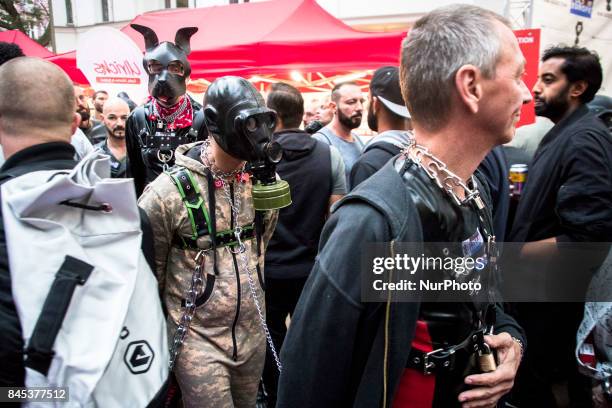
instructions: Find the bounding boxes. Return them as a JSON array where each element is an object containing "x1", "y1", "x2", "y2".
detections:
[
  {"x1": 170, "y1": 265, "x2": 267, "y2": 408},
  {"x1": 174, "y1": 330, "x2": 265, "y2": 408}
]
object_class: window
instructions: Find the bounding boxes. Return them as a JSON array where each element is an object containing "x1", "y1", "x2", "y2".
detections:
[
  {"x1": 101, "y1": 0, "x2": 109, "y2": 22},
  {"x1": 65, "y1": 0, "x2": 73, "y2": 25},
  {"x1": 165, "y1": 0, "x2": 171, "y2": 8},
  {"x1": 176, "y1": 0, "x2": 188, "y2": 7}
]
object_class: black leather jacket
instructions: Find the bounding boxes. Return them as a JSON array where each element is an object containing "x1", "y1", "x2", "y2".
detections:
[
  {"x1": 277, "y1": 158, "x2": 525, "y2": 408},
  {"x1": 126, "y1": 96, "x2": 204, "y2": 196},
  {"x1": 397, "y1": 157, "x2": 498, "y2": 405}
]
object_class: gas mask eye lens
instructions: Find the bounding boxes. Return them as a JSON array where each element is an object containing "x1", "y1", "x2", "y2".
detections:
[{"x1": 246, "y1": 117, "x2": 258, "y2": 132}]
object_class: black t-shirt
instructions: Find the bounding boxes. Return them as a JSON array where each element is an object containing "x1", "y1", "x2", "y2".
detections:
[{"x1": 95, "y1": 140, "x2": 127, "y2": 178}]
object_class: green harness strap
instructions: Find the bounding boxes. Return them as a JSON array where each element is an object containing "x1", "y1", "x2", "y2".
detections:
[
  {"x1": 167, "y1": 167, "x2": 212, "y2": 242},
  {"x1": 166, "y1": 167, "x2": 255, "y2": 249}
]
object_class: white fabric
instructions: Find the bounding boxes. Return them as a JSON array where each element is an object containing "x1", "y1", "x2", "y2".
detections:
[
  {"x1": 71, "y1": 129, "x2": 95, "y2": 160},
  {"x1": 576, "y1": 248, "x2": 612, "y2": 381},
  {"x1": 2, "y1": 151, "x2": 168, "y2": 407}
]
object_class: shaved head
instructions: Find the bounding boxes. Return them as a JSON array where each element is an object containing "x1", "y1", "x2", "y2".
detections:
[
  {"x1": 0, "y1": 57, "x2": 75, "y2": 139},
  {"x1": 102, "y1": 97, "x2": 130, "y2": 114},
  {"x1": 102, "y1": 97, "x2": 130, "y2": 140}
]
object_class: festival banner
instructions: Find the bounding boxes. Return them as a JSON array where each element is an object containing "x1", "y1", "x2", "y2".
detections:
[
  {"x1": 77, "y1": 27, "x2": 148, "y2": 103},
  {"x1": 515, "y1": 28, "x2": 541, "y2": 127}
]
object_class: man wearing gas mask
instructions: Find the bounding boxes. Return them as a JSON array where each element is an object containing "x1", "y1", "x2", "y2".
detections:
[
  {"x1": 139, "y1": 76, "x2": 288, "y2": 408},
  {"x1": 126, "y1": 24, "x2": 205, "y2": 196}
]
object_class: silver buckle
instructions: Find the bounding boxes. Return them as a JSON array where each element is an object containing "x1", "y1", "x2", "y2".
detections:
[
  {"x1": 423, "y1": 348, "x2": 443, "y2": 375},
  {"x1": 423, "y1": 347, "x2": 455, "y2": 375}
]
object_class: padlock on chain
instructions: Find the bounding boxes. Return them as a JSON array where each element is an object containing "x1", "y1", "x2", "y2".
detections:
[{"x1": 477, "y1": 342, "x2": 497, "y2": 373}]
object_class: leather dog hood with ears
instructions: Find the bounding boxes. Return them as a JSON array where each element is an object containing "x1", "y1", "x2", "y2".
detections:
[{"x1": 131, "y1": 24, "x2": 198, "y2": 103}]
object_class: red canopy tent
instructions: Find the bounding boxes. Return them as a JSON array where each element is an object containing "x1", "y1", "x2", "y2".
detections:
[
  {"x1": 47, "y1": 0, "x2": 406, "y2": 90},
  {"x1": 46, "y1": 0, "x2": 539, "y2": 125},
  {"x1": 0, "y1": 30, "x2": 53, "y2": 58}
]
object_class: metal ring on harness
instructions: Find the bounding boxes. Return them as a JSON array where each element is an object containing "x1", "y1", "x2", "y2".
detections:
[{"x1": 157, "y1": 149, "x2": 174, "y2": 164}]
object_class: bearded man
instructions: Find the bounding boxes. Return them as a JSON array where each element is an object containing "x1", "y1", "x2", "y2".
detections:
[
  {"x1": 95, "y1": 97, "x2": 130, "y2": 178},
  {"x1": 313, "y1": 82, "x2": 365, "y2": 182}
]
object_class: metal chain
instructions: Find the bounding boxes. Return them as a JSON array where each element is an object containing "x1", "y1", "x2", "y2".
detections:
[
  {"x1": 200, "y1": 142, "x2": 282, "y2": 371},
  {"x1": 237, "y1": 237, "x2": 283, "y2": 372},
  {"x1": 403, "y1": 139, "x2": 499, "y2": 322},
  {"x1": 152, "y1": 95, "x2": 189, "y2": 124},
  {"x1": 220, "y1": 176, "x2": 283, "y2": 373},
  {"x1": 168, "y1": 250, "x2": 206, "y2": 371},
  {"x1": 200, "y1": 140, "x2": 246, "y2": 180},
  {"x1": 402, "y1": 139, "x2": 484, "y2": 209}
]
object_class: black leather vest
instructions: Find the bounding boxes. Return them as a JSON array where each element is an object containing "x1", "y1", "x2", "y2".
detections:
[
  {"x1": 126, "y1": 97, "x2": 204, "y2": 195},
  {"x1": 396, "y1": 156, "x2": 496, "y2": 406}
]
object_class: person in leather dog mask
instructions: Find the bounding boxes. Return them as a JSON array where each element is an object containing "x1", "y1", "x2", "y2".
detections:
[
  {"x1": 139, "y1": 76, "x2": 283, "y2": 408},
  {"x1": 126, "y1": 24, "x2": 205, "y2": 196}
]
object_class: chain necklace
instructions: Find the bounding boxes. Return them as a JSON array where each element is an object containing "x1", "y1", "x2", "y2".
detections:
[
  {"x1": 402, "y1": 139, "x2": 485, "y2": 209},
  {"x1": 403, "y1": 139, "x2": 499, "y2": 323},
  {"x1": 152, "y1": 95, "x2": 189, "y2": 125},
  {"x1": 200, "y1": 140, "x2": 246, "y2": 180}
]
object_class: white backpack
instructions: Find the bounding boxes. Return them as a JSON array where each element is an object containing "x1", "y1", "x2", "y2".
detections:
[{"x1": 2, "y1": 152, "x2": 169, "y2": 407}]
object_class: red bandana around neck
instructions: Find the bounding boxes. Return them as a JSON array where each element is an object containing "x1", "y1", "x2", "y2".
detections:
[{"x1": 149, "y1": 95, "x2": 194, "y2": 130}]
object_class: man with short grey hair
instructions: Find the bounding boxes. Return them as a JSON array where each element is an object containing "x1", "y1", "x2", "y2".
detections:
[{"x1": 277, "y1": 5, "x2": 530, "y2": 407}]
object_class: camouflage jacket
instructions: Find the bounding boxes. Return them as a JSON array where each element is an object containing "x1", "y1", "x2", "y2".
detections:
[{"x1": 139, "y1": 141, "x2": 277, "y2": 362}]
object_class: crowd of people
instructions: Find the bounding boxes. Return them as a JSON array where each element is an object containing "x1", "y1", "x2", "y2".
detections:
[{"x1": 0, "y1": 3, "x2": 611, "y2": 408}]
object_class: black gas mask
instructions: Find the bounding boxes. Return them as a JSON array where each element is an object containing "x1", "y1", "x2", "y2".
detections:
[
  {"x1": 203, "y1": 76, "x2": 291, "y2": 210},
  {"x1": 131, "y1": 24, "x2": 198, "y2": 107}
]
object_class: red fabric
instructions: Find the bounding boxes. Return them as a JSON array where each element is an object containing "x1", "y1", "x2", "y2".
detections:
[
  {"x1": 47, "y1": 51, "x2": 89, "y2": 84},
  {"x1": 392, "y1": 320, "x2": 436, "y2": 408},
  {"x1": 150, "y1": 96, "x2": 193, "y2": 130},
  {"x1": 0, "y1": 30, "x2": 54, "y2": 58},
  {"x1": 578, "y1": 333, "x2": 597, "y2": 368},
  {"x1": 44, "y1": 0, "x2": 538, "y2": 127},
  {"x1": 46, "y1": 0, "x2": 404, "y2": 82}
]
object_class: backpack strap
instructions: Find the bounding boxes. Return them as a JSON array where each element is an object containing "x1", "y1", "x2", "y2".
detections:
[
  {"x1": 314, "y1": 129, "x2": 333, "y2": 145},
  {"x1": 166, "y1": 167, "x2": 212, "y2": 249},
  {"x1": 25, "y1": 256, "x2": 94, "y2": 376}
]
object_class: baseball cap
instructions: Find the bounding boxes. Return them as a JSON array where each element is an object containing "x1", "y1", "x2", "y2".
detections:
[{"x1": 369, "y1": 66, "x2": 410, "y2": 119}]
